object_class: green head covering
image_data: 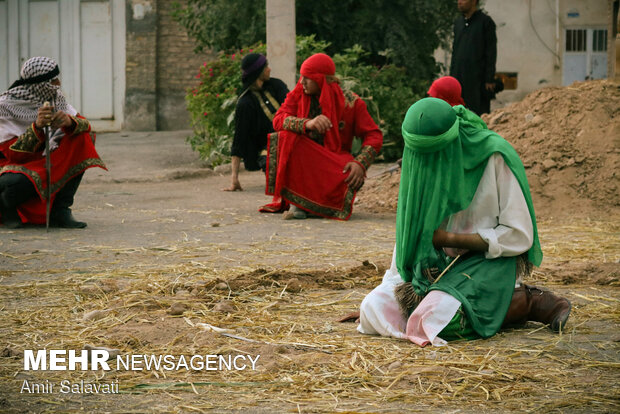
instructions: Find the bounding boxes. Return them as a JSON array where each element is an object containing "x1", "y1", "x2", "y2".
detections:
[
  {"x1": 401, "y1": 97, "x2": 459, "y2": 152},
  {"x1": 396, "y1": 98, "x2": 542, "y2": 296}
]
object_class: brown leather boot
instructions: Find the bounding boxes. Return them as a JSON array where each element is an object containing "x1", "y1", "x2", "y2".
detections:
[
  {"x1": 502, "y1": 286, "x2": 529, "y2": 328},
  {"x1": 502, "y1": 285, "x2": 571, "y2": 332}
]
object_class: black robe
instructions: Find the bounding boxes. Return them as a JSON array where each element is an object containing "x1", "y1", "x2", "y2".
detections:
[
  {"x1": 449, "y1": 9, "x2": 497, "y2": 115},
  {"x1": 231, "y1": 78, "x2": 289, "y2": 171}
]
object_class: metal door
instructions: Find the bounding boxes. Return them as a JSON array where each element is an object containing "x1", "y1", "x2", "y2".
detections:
[
  {"x1": 1, "y1": 0, "x2": 125, "y2": 130},
  {"x1": 563, "y1": 28, "x2": 608, "y2": 86}
]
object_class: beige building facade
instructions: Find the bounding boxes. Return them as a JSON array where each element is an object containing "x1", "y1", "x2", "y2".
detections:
[
  {"x1": 1, "y1": 0, "x2": 207, "y2": 131},
  {"x1": 437, "y1": 0, "x2": 618, "y2": 108},
  {"x1": 4, "y1": 1, "x2": 616, "y2": 130}
]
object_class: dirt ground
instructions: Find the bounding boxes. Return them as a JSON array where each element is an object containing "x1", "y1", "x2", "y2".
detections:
[{"x1": 0, "y1": 82, "x2": 619, "y2": 412}]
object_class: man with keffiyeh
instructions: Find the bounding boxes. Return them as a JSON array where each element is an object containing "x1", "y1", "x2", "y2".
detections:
[
  {"x1": 260, "y1": 53, "x2": 382, "y2": 220},
  {"x1": 357, "y1": 98, "x2": 570, "y2": 346},
  {"x1": 0, "y1": 56, "x2": 106, "y2": 229}
]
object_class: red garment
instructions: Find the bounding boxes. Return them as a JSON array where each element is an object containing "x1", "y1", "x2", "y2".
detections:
[
  {"x1": 295, "y1": 53, "x2": 345, "y2": 153},
  {"x1": 260, "y1": 54, "x2": 382, "y2": 220},
  {"x1": 427, "y1": 76, "x2": 466, "y2": 107},
  {"x1": 0, "y1": 117, "x2": 106, "y2": 224}
]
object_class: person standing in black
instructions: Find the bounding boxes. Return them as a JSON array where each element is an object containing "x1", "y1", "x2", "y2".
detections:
[
  {"x1": 223, "y1": 53, "x2": 289, "y2": 191},
  {"x1": 449, "y1": 0, "x2": 497, "y2": 115}
]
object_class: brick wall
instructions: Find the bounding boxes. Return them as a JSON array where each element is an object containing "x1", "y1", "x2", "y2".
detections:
[
  {"x1": 124, "y1": 0, "x2": 158, "y2": 130},
  {"x1": 156, "y1": 0, "x2": 214, "y2": 130},
  {"x1": 124, "y1": 0, "x2": 213, "y2": 131}
]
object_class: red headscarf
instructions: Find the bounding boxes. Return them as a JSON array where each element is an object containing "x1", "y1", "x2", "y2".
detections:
[
  {"x1": 291, "y1": 53, "x2": 345, "y2": 152},
  {"x1": 427, "y1": 76, "x2": 465, "y2": 107}
]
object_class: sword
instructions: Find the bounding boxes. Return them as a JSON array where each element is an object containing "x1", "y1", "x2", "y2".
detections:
[
  {"x1": 43, "y1": 101, "x2": 53, "y2": 231},
  {"x1": 368, "y1": 163, "x2": 400, "y2": 179}
]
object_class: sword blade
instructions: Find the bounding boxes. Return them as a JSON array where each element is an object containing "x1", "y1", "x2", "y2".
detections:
[
  {"x1": 45, "y1": 125, "x2": 51, "y2": 232},
  {"x1": 43, "y1": 100, "x2": 53, "y2": 232}
]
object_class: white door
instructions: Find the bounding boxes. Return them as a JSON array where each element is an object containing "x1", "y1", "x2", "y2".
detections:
[
  {"x1": 1, "y1": 0, "x2": 125, "y2": 131},
  {"x1": 0, "y1": 1, "x2": 9, "y2": 91},
  {"x1": 563, "y1": 28, "x2": 608, "y2": 86}
]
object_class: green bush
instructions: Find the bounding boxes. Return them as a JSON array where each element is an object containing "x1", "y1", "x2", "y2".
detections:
[
  {"x1": 185, "y1": 35, "x2": 420, "y2": 165},
  {"x1": 185, "y1": 42, "x2": 267, "y2": 165},
  {"x1": 332, "y1": 45, "x2": 420, "y2": 161},
  {"x1": 172, "y1": 0, "x2": 456, "y2": 84}
]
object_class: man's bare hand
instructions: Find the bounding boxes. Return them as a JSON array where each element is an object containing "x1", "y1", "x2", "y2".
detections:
[
  {"x1": 35, "y1": 105, "x2": 74, "y2": 130},
  {"x1": 305, "y1": 114, "x2": 332, "y2": 134},
  {"x1": 336, "y1": 311, "x2": 360, "y2": 323},
  {"x1": 35, "y1": 105, "x2": 54, "y2": 129},
  {"x1": 51, "y1": 111, "x2": 73, "y2": 129},
  {"x1": 343, "y1": 162, "x2": 364, "y2": 191},
  {"x1": 433, "y1": 228, "x2": 488, "y2": 252},
  {"x1": 432, "y1": 228, "x2": 451, "y2": 249}
]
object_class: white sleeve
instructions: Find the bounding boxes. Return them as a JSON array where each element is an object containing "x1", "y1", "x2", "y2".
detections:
[
  {"x1": 477, "y1": 154, "x2": 534, "y2": 259},
  {"x1": 357, "y1": 245, "x2": 408, "y2": 338},
  {"x1": 382, "y1": 245, "x2": 402, "y2": 282}
]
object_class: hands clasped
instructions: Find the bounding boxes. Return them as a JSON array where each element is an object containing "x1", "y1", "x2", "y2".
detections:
[{"x1": 35, "y1": 105, "x2": 73, "y2": 130}]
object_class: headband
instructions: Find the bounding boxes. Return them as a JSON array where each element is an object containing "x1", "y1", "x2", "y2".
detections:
[{"x1": 9, "y1": 65, "x2": 60, "y2": 89}]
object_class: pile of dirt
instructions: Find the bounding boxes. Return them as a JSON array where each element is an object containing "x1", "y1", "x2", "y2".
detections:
[
  {"x1": 356, "y1": 168, "x2": 401, "y2": 214},
  {"x1": 553, "y1": 261, "x2": 619, "y2": 286},
  {"x1": 357, "y1": 80, "x2": 620, "y2": 219},
  {"x1": 226, "y1": 261, "x2": 386, "y2": 292}
]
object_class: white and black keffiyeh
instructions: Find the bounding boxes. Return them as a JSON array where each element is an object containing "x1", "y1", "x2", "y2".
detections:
[{"x1": 0, "y1": 56, "x2": 77, "y2": 143}]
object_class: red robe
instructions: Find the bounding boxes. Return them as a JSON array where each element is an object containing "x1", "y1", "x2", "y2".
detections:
[
  {"x1": 0, "y1": 116, "x2": 106, "y2": 224},
  {"x1": 262, "y1": 89, "x2": 382, "y2": 220}
]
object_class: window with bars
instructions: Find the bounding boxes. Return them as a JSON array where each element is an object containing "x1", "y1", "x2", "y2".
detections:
[
  {"x1": 566, "y1": 29, "x2": 586, "y2": 52},
  {"x1": 562, "y1": 27, "x2": 608, "y2": 85},
  {"x1": 565, "y1": 29, "x2": 608, "y2": 52},
  {"x1": 592, "y1": 29, "x2": 607, "y2": 52}
]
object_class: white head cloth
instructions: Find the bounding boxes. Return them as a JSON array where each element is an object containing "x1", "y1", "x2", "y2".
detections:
[{"x1": 0, "y1": 57, "x2": 77, "y2": 143}]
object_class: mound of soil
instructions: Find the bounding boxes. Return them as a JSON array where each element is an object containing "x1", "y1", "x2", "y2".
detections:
[
  {"x1": 356, "y1": 168, "x2": 400, "y2": 214},
  {"x1": 552, "y1": 261, "x2": 620, "y2": 286},
  {"x1": 226, "y1": 261, "x2": 386, "y2": 292},
  {"x1": 357, "y1": 80, "x2": 620, "y2": 219}
]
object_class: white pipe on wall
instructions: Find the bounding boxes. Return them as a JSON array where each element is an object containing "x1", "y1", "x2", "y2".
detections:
[{"x1": 556, "y1": 0, "x2": 561, "y2": 68}]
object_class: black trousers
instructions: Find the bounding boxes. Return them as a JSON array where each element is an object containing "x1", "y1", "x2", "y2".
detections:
[{"x1": 0, "y1": 172, "x2": 83, "y2": 212}]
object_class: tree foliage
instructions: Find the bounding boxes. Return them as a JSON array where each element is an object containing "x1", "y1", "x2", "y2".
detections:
[
  {"x1": 173, "y1": 0, "x2": 459, "y2": 161},
  {"x1": 296, "y1": 0, "x2": 456, "y2": 80},
  {"x1": 173, "y1": 0, "x2": 457, "y2": 80},
  {"x1": 172, "y1": 0, "x2": 266, "y2": 52},
  {"x1": 185, "y1": 42, "x2": 267, "y2": 166}
]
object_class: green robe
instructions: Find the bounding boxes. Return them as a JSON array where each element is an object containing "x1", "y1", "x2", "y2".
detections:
[{"x1": 396, "y1": 99, "x2": 542, "y2": 338}]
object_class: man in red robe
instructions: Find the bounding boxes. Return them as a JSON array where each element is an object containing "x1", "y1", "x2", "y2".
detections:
[
  {"x1": 260, "y1": 53, "x2": 382, "y2": 220},
  {"x1": 0, "y1": 56, "x2": 106, "y2": 229}
]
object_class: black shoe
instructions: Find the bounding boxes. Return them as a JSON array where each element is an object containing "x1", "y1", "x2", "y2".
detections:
[
  {"x1": 50, "y1": 209, "x2": 87, "y2": 229},
  {"x1": 258, "y1": 154, "x2": 267, "y2": 173},
  {"x1": 1, "y1": 210, "x2": 22, "y2": 228},
  {"x1": 0, "y1": 194, "x2": 22, "y2": 229}
]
